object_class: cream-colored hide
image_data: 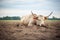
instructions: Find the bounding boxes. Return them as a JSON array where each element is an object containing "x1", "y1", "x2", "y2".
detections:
[
  {"x1": 20, "y1": 13, "x2": 38, "y2": 26},
  {"x1": 36, "y1": 15, "x2": 47, "y2": 26},
  {"x1": 36, "y1": 12, "x2": 53, "y2": 26}
]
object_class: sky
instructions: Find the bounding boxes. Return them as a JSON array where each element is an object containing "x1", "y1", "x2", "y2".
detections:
[{"x1": 0, "y1": 0, "x2": 60, "y2": 18}]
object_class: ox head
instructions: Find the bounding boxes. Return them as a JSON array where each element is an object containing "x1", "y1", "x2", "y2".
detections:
[{"x1": 37, "y1": 12, "x2": 53, "y2": 26}]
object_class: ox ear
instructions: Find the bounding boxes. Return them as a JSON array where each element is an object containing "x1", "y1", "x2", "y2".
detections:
[{"x1": 44, "y1": 17, "x2": 48, "y2": 20}]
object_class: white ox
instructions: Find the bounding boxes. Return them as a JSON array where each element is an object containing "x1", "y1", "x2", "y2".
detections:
[
  {"x1": 20, "y1": 11, "x2": 53, "y2": 27},
  {"x1": 36, "y1": 12, "x2": 53, "y2": 26},
  {"x1": 20, "y1": 11, "x2": 38, "y2": 26}
]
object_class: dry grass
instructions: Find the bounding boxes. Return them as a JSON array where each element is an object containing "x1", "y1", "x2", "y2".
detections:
[{"x1": 0, "y1": 20, "x2": 60, "y2": 40}]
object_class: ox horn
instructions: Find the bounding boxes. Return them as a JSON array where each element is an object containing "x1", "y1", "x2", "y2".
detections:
[
  {"x1": 47, "y1": 12, "x2": 53, "y2": 17},
  {"x1": 31, "y1": 11, "x2": 34, "y2": 15}
]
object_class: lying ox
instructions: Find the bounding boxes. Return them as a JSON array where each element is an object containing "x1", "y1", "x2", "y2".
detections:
[
  {"x1": 20, "y1": 11, "x2": 38, "y2": 26},
  {"x1": 36, "y1": 12, "x2": 53, "y2": 26}
]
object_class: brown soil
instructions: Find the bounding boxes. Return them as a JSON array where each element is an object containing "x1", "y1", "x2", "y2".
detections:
[{"x1": 0, "y1": 20, "x2": 60, "y2": 40}]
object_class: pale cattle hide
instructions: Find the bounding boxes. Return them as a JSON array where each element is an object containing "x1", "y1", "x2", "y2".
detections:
[
  {"x1": 20, "y1": 12, "x2": 38, "y2": 26},
  {"x1": 36, "y1": 15, "x2": 47, "y2": 26},
  {"x1": 36, "y1": 12, "x2": 53, "y2": 26}
]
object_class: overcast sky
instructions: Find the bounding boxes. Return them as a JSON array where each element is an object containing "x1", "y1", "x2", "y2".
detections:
[{"x1": 0, "y1": 0, "x2": 60, "y2": 18}]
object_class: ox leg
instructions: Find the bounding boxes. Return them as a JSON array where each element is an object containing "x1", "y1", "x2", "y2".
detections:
[{"x1": 28, "y1": 20, "x2": 33, "y2": 27}]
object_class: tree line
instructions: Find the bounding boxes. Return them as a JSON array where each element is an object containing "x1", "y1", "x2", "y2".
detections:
[
  {"x1": 48, "y1": 16, "x2": 60, "y2": 20},
  {"x1": 0, "y1": 16, "x2": 60, "y2": 20},
  {"x1": 0, "y1": 16, "x2": 20, "y2": 20}
]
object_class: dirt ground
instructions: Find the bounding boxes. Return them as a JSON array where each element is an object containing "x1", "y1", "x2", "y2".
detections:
[{"x1": 0, "y1": 20, "x2": 60, "y2": 40}]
